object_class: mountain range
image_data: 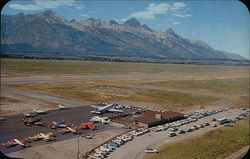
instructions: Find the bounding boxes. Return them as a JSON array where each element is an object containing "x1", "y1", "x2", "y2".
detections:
[{"x1": 1, "y1": 10, "x2": 246, "y2": 60}]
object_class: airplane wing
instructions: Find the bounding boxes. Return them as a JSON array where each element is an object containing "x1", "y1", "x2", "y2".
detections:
[
  {"x1": 108, "y1": 108, "x2": 123, "y2": 113},
  {"x1": 58, "y1": 120, "x2": 65, "y2": 124},
  {"x1": 1, "y1": 141, "x2": 14, "y2": 146},
  {"x1": 58, "y1": 128, "x2": 70, "y2": 133},
  {"x1": 28, "y1": 135, "x2": 39, "y2": 140},
  {"x1": 89, "y1": 118, "x2": 98, "y2": 122},
  {"x1": 91, "y1": 105, "x2": 102, "y2": 110}
]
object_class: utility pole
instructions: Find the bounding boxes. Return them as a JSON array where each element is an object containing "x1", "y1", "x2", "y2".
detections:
[{"x1": 77, "y1": 130, "x2": 80, "y2": 158}]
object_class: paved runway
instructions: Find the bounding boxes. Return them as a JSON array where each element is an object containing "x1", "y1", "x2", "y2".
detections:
[
  {"x1": 1, "y1": 86, "x2": 86, "y2": 107},
  {"x1": 0, "y1": 105, "x2": 124, "y2": 154},
  {"x1": 1, "y1": 72, "x2": 247, "y2": 84},
  {"x1": 0, "y1": 73, "x2": 195, "y2": 84}
]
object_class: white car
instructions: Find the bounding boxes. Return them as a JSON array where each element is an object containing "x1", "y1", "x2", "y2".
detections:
[
  {"x1": 211, "y1": 124, "x2": 217, "y2": 127},
  {"x1": 168, "y1": 132, "x2": 177, "y2": 137},
  {"x1": 145, "y1": 148, "x2": 158, "y2": 153}
]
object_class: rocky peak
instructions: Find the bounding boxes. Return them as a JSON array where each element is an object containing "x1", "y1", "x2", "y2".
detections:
[
  {"x1": 34, "y1": 10, "x2": 65, "y2": 23},
  {"x1": 124, "y1": 18, "x2": 141, "y2": 28},
  {"x1": 70, "y1": 19, "x2": 76, "y2": 22},
  {"x1": 142, "y1": 24, "x2": 153, "y2": 32},
  {"x1": 165, "y1": 28, "x2": 175, "y2": 34},
  {"x1": 110, "y1": 20, "x2": 118, "y2": 25},
  {"x1": 17, "y1": 12, "x2": 25, "y2": 16},
  {"x1": 87, "y1": 18, "x2": 96, "y2": 21},
  {"x1": 44, "y1": 10, "x2": 55, "y2": 16}
]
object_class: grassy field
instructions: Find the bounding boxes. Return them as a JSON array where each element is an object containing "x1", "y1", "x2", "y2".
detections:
[
  {"x1": 2, "y1": 58, "x2": 249, "y2": 108},
  {"x1": 141, "y1": 77, "x2": 249, "y2": 95},
  {"x1": 3, "y1": 80, "x2": 218, "y2": 108},
  {"x1": 0, "y1": 96, "x2": 21, "y2": 104},
  {"x1": 1, "y1": 58, "x2": 249, "y2": 76},
  {"x1": 145, "y1": 118, "x2": 250, "y2": 159},
  {"x1": 130, "y1": 89, "x2": 217, "y2": 108}
]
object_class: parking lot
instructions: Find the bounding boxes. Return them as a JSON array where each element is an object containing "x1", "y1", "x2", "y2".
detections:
[
  {"x1": 1, "y1": 102, "x2": 249, "y2": 158},
  {"x1": 98, "y1": 107, "x2": 249, "y2": 159}
]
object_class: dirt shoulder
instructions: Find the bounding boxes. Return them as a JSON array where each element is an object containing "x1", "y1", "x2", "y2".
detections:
[
  {"x1": 0, "y1": 91, "x2": 58, "y2": 115},
  {"x1": 225, "y1": 145, "x2": 249, "y2": 159}
]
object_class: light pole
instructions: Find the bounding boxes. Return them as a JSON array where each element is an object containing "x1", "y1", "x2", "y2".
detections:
[{"x1": 77, "y1": 129, "x2": 80, "y2": 158}]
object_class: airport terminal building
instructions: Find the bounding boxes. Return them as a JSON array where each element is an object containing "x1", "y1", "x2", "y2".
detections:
[{"x1": 134, "y1": 110, "x2": 184, "y2": 128}]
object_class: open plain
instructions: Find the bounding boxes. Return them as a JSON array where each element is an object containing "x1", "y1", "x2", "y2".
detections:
[{"x1": 0, "y1": 58, "x2": 249, "y2": 159}]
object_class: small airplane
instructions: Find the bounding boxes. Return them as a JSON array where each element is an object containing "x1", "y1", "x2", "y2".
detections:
[
  {"x1": 33, "y1": 108, "x2": 48, "y2": 114},
  {"x1": 23, "y1": 112, "x2": 38, "y2": 118},
  {"x1": 122, "y1": 125, "x2": 132, "y2": 129},
  {"x1": 58, "y1": 126, "x2": 79, "y2": 134},
  {"x1": 1, "y1": 138, "x2": 30, "y2": 148},
  {"x1": 22, "y1": 118, "x2": 45, "y2": 126},
  {"x1": 0, "y1": 116, "x2": 6, "y2": 121},
  {"x1": 49, "y1": 120, "x2": 68, "y2": 129},
  {"x1": 89, "y1": 116, "x2": 110, "y2": 124},
  {"x1": 28, "y1": 132, "x2": 55, "y2": 141},
  {"x1": 58, "y1": 104, "x2": 68, "y2": 110},
  {"x1": 90, "y1": 104, "x2": 123, "y2": 114},
  {"x1": 79, "y1": 122, "x2": 96, "y2": 130}
]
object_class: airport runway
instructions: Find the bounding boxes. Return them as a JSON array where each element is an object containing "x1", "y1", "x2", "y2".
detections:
[
  {"x1": 1, "y1": 72, "x2": 248, "y2": 84},
  {"x1": 1, "y1": 86, "x2": 86, "y2": 107},
  {"x1": 0, "y1": 105, "x2": 124, "y2": 154},
  {"x1": 1, "y1": 73, "x2": 196, "y2": 84}
]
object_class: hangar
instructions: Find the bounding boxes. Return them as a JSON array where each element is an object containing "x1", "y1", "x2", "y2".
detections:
[{"x1": 134, "y1": 110, "x2": 184, "y2": 128}]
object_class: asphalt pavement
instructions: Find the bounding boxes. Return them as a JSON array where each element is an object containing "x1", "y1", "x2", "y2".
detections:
[
  {"x1": 0, "y1": 105, "x2": 124, "y2": 154},
  {"x1": 1, "y1": 86, "x2": 86, "y2": 107},
  {"x1": 107, "y1": 108, "x2": 247, "y2": 159}
]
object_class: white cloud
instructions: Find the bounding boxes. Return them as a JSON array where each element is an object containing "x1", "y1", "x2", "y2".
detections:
[
  {"x1": 127, "y1": 2, "x2": 191, "y2": 20},
  {"x1": 80, "y1": 14, "x2": 89, "y2": 18},
  {"x1": 172, "y1": 21, "x2": 181, "y2": 25},
  {"x1": 9, "y1": 4, "x2": 43, "y2": 11},
  {"x1": 76, "y1": 4, "x2": 85, "y2": 10},
  {"x1": 8, "y1": 0, "x2": 83, "y2": 11},
  {"x1": 129, "y1": 3, "x2": 169, "y2": 19},
  {"x1": 172, "y1": 13, "x2": 192, "y2": 18},
  {"x1": 170, "y1": 2, "x2": 186, "y2": 11},
  {"x1": 119, "y1": 18, "x2": 128, "y2": 22},
  {"x1": 34, "y1": 0, "x2": 75, "y2": 9},
  {"x1": 173, "y1": 2, "x2": 186, "y2": 8}
]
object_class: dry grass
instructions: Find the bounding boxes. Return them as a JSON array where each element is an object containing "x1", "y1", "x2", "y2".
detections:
[
  {"x1": 129, "y1": 89, "x2": 218, "y2": 108},
  {"x1": 0, "y1": 95, "x2": 21, "y2": 104},
  {"x1": 1, "y1": 58, "x2": 249, "y2": 76},
  {"x1": 3, "y1": 80, "x2": 219, "y2": 108},
  {"x1": 141, "y1": 77, "x2": 249, "y2": 95}
]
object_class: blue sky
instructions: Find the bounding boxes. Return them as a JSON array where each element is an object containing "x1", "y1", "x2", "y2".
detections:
[{"x1": 1, "y1": 0, "x2": 249, "y2": 59}]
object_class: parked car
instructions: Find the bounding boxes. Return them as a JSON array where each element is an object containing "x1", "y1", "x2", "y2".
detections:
[
  {"x1": 145, "y1": 148, "x2": 159, "y2": 153},
  {"x1": 211, "y1": 124, "x2": 217, "y2": 127},
  {"x1": 200, "y1": 124, "x2": 205, "y2": 128},
  {"x1": 170, "y1": 127, "x2": 178, "y2": 131},
  {"x1": 168, "y1": 132, "x2": 177, "y2": 137},
  {"x1": 224, "y1": 123, "x2": 233, "y2": 127},
  {"x1": 212, "y1": 118, "x2": 216, "y2": 121},
  {"x1": 192, "y1": 126, "x2": 199, "y2": 130},
  {"x1": 204, "y1": 122, "x2": 210, "y2": 126},
  {"x1": 178, "y1": 130, "x2": 185, "y2": 134},
  {"x1": 185, "y1": 128, "x2": 193, "y2": 132}
]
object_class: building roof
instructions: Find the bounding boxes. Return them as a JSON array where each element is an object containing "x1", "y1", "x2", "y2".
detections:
[{"x1": 134, "y1": 110, "x2": 184, "y2": 124}]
